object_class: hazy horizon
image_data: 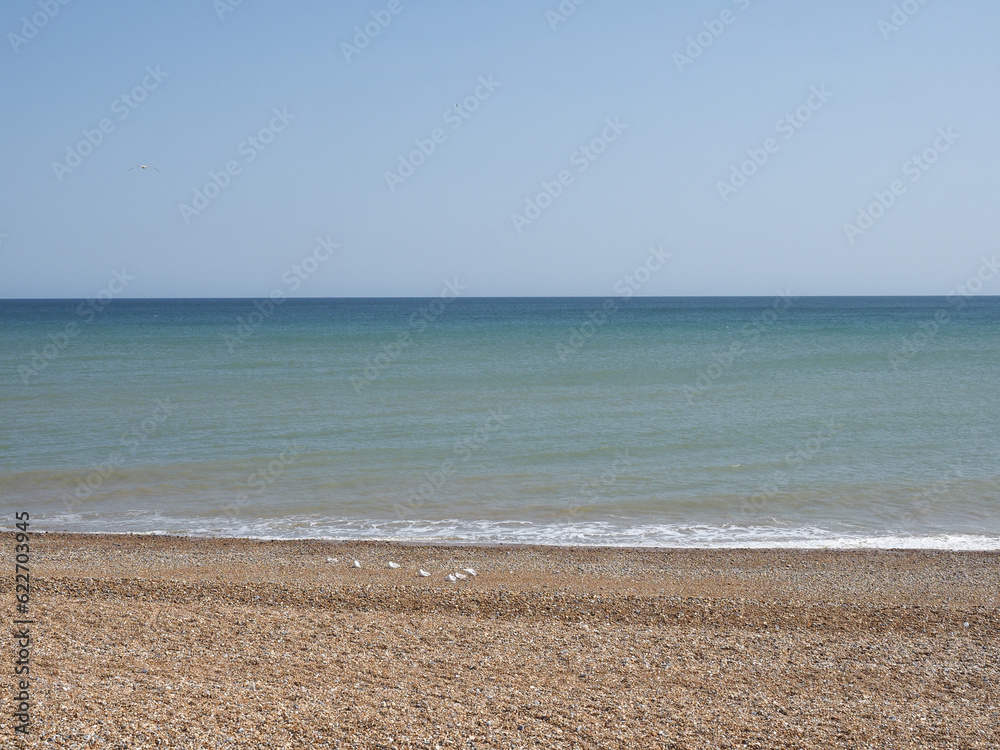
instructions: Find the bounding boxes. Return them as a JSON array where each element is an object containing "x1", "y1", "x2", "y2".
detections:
[{"x1": 5, "y1": 294, "x2": 1000, "y2": 300}]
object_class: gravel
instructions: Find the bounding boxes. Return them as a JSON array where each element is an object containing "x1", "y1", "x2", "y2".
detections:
[{"x1": 12, "y1": 533, "x2": 1000, "y2": 749}]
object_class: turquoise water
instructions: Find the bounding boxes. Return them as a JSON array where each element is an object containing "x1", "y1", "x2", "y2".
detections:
[{"x1": 2, "y1": 297, "x2": 998, "y2": 548}]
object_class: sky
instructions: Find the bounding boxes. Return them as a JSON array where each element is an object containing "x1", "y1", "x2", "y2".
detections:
[{"x1": 2, "y1": 0, "x2": 999, "y2": 298}]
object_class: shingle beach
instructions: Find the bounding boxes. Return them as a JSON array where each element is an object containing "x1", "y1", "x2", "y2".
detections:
[{"x1": 11, "y1": 534, "x2": 999, "y2": 749}]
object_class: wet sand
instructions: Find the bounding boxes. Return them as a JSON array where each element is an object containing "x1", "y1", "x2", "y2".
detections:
[{"x1": 10, "y1": 533, "x2": 1000, "y2": 748}]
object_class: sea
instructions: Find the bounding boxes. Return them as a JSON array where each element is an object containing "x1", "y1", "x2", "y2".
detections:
[{"x1": 2, "y1": 297, "x2": 998, "y2": 549}]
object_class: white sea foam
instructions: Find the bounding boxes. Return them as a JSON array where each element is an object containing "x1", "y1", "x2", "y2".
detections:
[{"x1": 33, "y1": 512, "x2": 1000, "y2": 550}]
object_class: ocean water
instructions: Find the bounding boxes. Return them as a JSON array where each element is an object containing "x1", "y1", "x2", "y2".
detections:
[{"x1": 1, "y1": 297, "x2": 998, "y2": 549}]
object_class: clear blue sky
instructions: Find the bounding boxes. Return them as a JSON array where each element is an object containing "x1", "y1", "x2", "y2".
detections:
[{"x1": 2, "y1": 0, "x2": 998, "y2": 297}]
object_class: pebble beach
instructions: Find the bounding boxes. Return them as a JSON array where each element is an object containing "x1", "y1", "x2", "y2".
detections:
[{"x1": 10, "y1": 533, "x2": 1000, "y2": 749}]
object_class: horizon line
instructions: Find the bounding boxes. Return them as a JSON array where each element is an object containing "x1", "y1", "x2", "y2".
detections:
[{"x1": 3, "y1": 294, "x2": 1000, "y2": 302}]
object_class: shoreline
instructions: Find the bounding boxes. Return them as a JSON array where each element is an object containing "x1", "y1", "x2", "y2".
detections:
[
  {"x1": 12, "y1": 533, "x2": 1000, "y2": 748},
  {"x1": 31, "y1": 527, "x2": 1000, "y2": 551}
]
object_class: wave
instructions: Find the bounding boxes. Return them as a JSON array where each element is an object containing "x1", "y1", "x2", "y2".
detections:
[{"x1": 36, "y1": 512, "x2": 1000, "y2": 550}]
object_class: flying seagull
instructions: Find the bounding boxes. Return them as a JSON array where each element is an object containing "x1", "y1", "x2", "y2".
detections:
[{"x1": 129, "y1": 164, "x2": 159, "y2": 171}]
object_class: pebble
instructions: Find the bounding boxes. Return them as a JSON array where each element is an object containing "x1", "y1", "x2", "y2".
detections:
[{"x1": 26, "y1": 533, "x2": 999, "y2": 750}]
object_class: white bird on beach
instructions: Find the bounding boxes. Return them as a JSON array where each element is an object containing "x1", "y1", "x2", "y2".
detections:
[
  {"x1": 462, "y1": 568, "x2": 477, "y2": 577},
  {"x1": 418, "y1": 569, "x2": 431, "y2": 577},
  {"x1": 352, "y1": 560, "x2": 361, "y2": 568},
  {"x1": 387, "y1": 562, "x2": 400, "y2": 569},
  {"x1": 129, "y1": 164, "x2": 159, "y2": 171},
  {"x1": 454, "y1": 572, "x2": 467, "y2": 580}
]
